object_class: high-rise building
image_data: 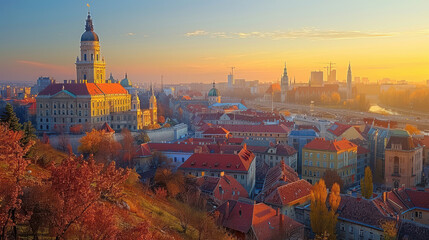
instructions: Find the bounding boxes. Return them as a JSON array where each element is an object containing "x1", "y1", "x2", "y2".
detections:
[
  {"x1": 75, "y1": 13, "x2": 106, "y2": 83},
  {"x1": 347, "y1": 63, "x2": 352, "y2": 99},
  {"x1": 310, "y1": 71, "x2": 323, "y2": 87},
  {"x1": 227, "y1": 67, "x2": 234, "y2": 89},
  {"x1": 281, "y1": 63, "x2": 289, "y2": 102}
]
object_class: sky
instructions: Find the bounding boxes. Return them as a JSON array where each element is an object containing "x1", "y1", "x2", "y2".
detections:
[{"x1": 2, "y1": 0, "x2": 429, "y2": 84}]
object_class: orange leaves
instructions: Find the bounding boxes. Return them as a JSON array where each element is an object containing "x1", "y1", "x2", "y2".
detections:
[
  {"x1": 48, "y1": 155, "x2": 129, "y2": 239},
  {"x1": 329, "y1": 183, "x2": 341, "y2": 213},
  {"x1": 310, "y1": 179, "x2": 341, "y2": 240}
]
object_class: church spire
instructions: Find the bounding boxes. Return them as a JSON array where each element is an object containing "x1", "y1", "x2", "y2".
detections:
[{"x1": 85, "y1": 12, "x2": 94, "y2": 31}]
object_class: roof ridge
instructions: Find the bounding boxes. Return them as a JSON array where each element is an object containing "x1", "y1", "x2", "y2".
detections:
[{"x1": 93, "y1": 83, "x2": 106, "y2": 95}]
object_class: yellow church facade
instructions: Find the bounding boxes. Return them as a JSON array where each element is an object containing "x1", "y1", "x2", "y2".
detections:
[{"x1": 36, "y1": 12, "x2": 157, "y2": 132}]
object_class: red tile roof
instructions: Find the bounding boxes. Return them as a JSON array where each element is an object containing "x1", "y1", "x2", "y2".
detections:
[
  {"x1": 196, "y1": 174, "x2": 248, "y2": 204},
  {"x1": 275, "y1": 144, "x2": 297, "y2": 156},
  {"x1": 215, "y1": 124, "x2": 290, "y2": 134},
  {"x1": 304, "y1": 138, "x2": 357, "y2": 152},
  {"x1": 179, "y1": 145, "x2": 255, "y2": 173},
  {"x1": 255, "y1": 162, "x2": 300, "y2": 202},
  {"x1": 100, "y1": 122, "x2": 115, "y2": 133},
  {"x1": 264, "y1": 179, "x2": 312, "y2": 206},
  {"x1": 327, "y1": 122, "x2": 354, "y2": 137},
  {"x1": 136, "y1": 143, "x2": 152, "y2": 156},
  {"x1": 217, "y1": 199, "x2": 303, "y2": 239},
  {"x1": 297, "y1": 125, "x2": 320, "y2": 132},
  {"x1": 338, "y1": 195, "x2": 390, "y2": 229},
  {"x1": 38, "y1": 83, "x2": 128, "y2": 96},
  {"x1": 202, "y1": 127, "x2": 230, "y2": 136}
]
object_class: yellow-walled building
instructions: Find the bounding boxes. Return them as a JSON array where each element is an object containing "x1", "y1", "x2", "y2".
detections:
[
  {"x1": 302, "y1": 138, "x2": 358, "y2": 186},
  {"x1": 36, "y1": 12, "x2": 157, "y2": 132}
]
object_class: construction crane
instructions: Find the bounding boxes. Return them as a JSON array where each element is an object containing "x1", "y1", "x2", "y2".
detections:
[{"x1": 322, "y1": 62, "x2": 336, "y2": 82}]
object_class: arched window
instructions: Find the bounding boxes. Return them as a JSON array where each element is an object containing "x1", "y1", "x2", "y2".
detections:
[{"x1": 394, "y1": 156, "x2": 400, "y2": 175}]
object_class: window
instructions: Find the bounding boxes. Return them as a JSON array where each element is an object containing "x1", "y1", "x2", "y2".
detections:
[
  {"x1": 317, "y1": 161, "x2": 320, "y2": 167},
  {"x1": 340, "y1": 223, "x2": 345, "y2": 231},
  {"x1": 359, "y1": 230, "x2": 364, "y2": 237},
  {"x1": 174, "y1": 157, "x2": 177, "y2": 162},
  {"x1": 330, "y1": 154, "x2": 333, "y2": 160},
  {"x1": 305, "y1": 152, "x2": 308, "y2": 157},
  {"x1": 349, "y1": 226, "x2": 353, "y2": 233},
  {"x1": 330, "y1": 162, "x2": 334, "y2": 169},
  {"x1": 323, "y1": 162, "x2": 327, "y2": 168},
  {"x1": 394, "y1": 156, "x2": 400, "y2": 175},
  {"x1": 84, "y1": 54, "x2": 87, "y2": 61},
  {"x1": 309, "y1": 161, "x2": 313, "y2": 166},
  {"x1": 234, "y1": 175, "x2": 237, "y2": 179},
  {"x1": 317, "y1": 153, "x2": 320, "y2": 159},
  {"x1": 304, "y1": 170, "x2": 307, "y2": 175},
  {"x1": 241, "y1": 175, "x2": 244, "y2": 180},
  {"x1": 304, "y1": 160, "x2": 308, "y2": 166}
]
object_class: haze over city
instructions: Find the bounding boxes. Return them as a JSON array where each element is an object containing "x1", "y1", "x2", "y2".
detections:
[{"x1": 2, "y1": 0, "x2": 429, "y2": 83}]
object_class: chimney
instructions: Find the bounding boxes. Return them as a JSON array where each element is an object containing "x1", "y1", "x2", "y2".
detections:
[
  {"x1": 220, "y1": 171, "x2": 225, "y2": 177},
  {"x1": 225, "y1": 201, "x2": 230, "y2": 220}
]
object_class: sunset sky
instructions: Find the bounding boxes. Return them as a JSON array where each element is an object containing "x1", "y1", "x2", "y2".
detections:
[{"x1": 2, "y1": 0, "x2": 429, "y2": 84}]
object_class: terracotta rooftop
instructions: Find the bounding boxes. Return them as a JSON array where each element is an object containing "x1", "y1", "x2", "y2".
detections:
[
  {"x1": 38, "y1": 83, "x2": 128, "y2": 96},
  {"x1": 217, "y1": 199, "x2": 303, "y2": 239},
  {"x1": 196, "y1": 174, "x2": 248, "y2": 204},
  {"x1": 202, "y1": 127, "x2": 230, "y2": 136},
  {"x1": 215, "y1": 124, "x2": 290, "y2": 134},
  {"x1": 263, "y1": 179, "x2": 312, "y2": 206},
  {"x1": 255, "y1": 162, "x2": 300, "y2": 202},
  {"x1": 100, "y1": 122, "x2": 115, "y2": 133},
  {"x1": 304, "y1": 138, "x2": 357, "y2": 152},
  {"x1": 327, "y1": 122, "x2": 354, "y2": 137},
  {"x1": 179, "y1": 145, "x2": 255, "y2": 173}
]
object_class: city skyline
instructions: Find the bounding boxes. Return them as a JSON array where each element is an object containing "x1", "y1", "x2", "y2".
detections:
[{"x1": 2, "y1": 0, "x2": 429, "y2": 84}]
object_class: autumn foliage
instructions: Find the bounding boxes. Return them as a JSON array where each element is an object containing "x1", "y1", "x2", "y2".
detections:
[
  {"x1": 310, "y1": 179, "x2": 341, "y2": 240},
  {"x1": 361, "y1": 166, "x2": 373, "y2": 199}
]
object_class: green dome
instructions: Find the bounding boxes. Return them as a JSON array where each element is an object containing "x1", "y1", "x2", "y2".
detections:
[
  {"x1": 208, "y1": 82, "x2": 220, "y2": 97},
  {"x1": 120, "y1": 73, "x2": 132, "y2": 87}
]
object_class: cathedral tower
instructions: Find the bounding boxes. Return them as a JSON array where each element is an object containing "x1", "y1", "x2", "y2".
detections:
[
  {"x1": 347, "y1": 62, "x2": 352, "y2": 99},
  {"x1": 281, "y1": 63, "x2": 289, "y2": 103},
  {"x1": 75, "y1": 12, "x2": 106, "y2": 83},
  {"x1": 149, "y1": 83, "x2": 157, "y2": 125}
]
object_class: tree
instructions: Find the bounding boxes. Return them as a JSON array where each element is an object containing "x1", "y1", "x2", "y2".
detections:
[
  {"x1": 78, "y1": 129, "x2": 104, "y2": 155},
  {"x1": 0, "y1": 124, "x2": 33, "y2": 239},
  {"x1": 322, "y1": 169, "x2": 344, "y2": 191},
  {"x1": 310, "y1": 179, "x2": 340, "y2": 240},
  {"x1": 48, "y1": 156, "x2": 129, "y2": 240},
  {"x1": 380, "y1": 220, "x2": 398, "y2": 240},
  {"x1": 121, "y1": 128, "x2": 136, "y2": 167},
  {"x1": 135, "y1": 131, "x2": 150, "y2": 145},
  {"x1": 331, "y1": 92, "x2": 341, "y2": 105},
  {"x1": 361, "y1": 166, "x2": 373, "y2": 199},
  {"x1": 405, "y1": 124, "x2": 421, "y2": 135},
  {"x1": 22, "y1": 121, "x2": 36, "y2": 146},
  {"x1": 0, "y1": 103, "x2": 22, "y2": 131},
  {"x1": 154, "y1": 168, "x2": 185, "y2": 198}
]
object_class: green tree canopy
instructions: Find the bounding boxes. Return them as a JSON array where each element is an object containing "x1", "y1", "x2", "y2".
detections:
[{"x1": 1, "y1": 103, "x2": 22, "y2": 131}]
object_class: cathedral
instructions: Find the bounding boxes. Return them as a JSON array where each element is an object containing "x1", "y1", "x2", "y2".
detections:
[{"x1": 36, "y1": 12, "x2": 157, "y2": 132}]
